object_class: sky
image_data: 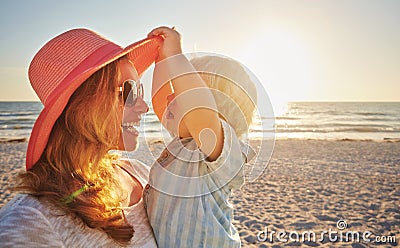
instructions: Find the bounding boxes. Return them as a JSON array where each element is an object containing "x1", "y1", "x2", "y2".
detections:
[{"x1": 0, "y1": 0, "x2": 399, "y2": 112}]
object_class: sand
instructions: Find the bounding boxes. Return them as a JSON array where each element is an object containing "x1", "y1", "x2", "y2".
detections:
[{"x1": 1, "y1": 140, "x2": 399, "y2": 247}]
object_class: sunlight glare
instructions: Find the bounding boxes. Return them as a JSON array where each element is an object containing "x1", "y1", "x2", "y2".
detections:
[{"x1": 239, "y1": 28, "x2": 316, "y2": 116}]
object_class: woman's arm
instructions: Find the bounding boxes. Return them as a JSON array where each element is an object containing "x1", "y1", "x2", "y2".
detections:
[{"x1": 149, "y1": 27, "x2": 223, "y2": 161}]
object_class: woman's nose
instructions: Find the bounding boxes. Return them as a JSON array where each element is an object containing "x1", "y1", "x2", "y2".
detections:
[{"x1": 134, "y1": 97, "x2": 149, "y2": 113}]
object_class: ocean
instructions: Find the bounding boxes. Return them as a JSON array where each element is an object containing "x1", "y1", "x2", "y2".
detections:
[
  {"x1": 273, "y1": 102, "x2": 400, "y2": 141},
  {"x1": 0, "y1": 101, "x2": 399, "y2": 142}
]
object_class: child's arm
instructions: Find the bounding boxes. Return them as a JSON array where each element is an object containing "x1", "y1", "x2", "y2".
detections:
[
  {"x1": 149, "y1": 27, "x2": 223, "y2": 161},
  {"x1": 151, "y1": 80, "x2": 173, "y2": 123}
]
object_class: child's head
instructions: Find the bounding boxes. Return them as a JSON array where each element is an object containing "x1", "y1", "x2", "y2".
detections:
[{"x1": 190, "y1": 55, "x2": 257, "y2": 138}]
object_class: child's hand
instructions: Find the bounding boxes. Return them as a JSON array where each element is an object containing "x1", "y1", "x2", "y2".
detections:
[{"x1": 148, "y1": 26, "x2": 182, "y2": 62}]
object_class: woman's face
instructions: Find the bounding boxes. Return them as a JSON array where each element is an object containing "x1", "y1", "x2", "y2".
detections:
[{"x1": 117, "y1": 59, "x2": 149, "y2": 151}]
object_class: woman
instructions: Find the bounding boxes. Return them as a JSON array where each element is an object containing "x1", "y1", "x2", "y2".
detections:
[{"x1": 0, "y1": 28, "x2": 162, "y2": 247}]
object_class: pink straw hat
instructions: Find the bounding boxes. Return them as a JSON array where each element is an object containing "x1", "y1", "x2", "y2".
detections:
[{"x1": 26, "y1": 28, "x2": 162, "y2": 170}]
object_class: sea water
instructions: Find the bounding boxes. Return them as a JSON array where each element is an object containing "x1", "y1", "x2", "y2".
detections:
[
  {"x1": 1, "y1": 101, "x2": 399, "y2": 142},
  {"x1": 0, "y1": 102, "x2": 41, "y2": 141},
  {"x1": 271, "y1": 102, "x2": 400, "y2": 141}
]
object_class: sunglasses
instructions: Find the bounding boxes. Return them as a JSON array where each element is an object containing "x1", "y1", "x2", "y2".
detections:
[{"x1": 117, "y1": 79, "x2": 144, "y2": 106}]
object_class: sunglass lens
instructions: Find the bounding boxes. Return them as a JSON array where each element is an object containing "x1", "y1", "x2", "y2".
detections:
[
  {"x1": 123, "y1": 80, "x2": 139, "y2": 106},
  {"x1": 123, "y1": 81, "x2": 132, "y2": 104}
]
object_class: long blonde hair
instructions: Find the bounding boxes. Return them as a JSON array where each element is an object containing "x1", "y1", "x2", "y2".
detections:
[{"x1": 18, "y1": 57, "x2": 134, "y2": 245}]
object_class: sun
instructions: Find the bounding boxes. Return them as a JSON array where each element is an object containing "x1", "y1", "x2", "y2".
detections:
[{"x1": 238, "y1": 28, "x2": 316, "y2": 116}]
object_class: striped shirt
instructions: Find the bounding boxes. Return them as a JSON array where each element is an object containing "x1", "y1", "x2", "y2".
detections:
[{"x1": 144, "y1": 120, "x2": 253, "y2": 248}]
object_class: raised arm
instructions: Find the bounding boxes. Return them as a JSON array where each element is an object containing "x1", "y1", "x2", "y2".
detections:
[{"x1": 149, "y1": 27, "x2": 223, "y2": 161}]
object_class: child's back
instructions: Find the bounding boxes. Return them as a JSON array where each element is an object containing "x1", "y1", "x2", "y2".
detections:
[{"x1": 145, "y1": 27, "x2": 257, "y2": 248}]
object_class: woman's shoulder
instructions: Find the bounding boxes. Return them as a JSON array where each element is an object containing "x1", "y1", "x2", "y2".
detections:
[
  {"x1": 0, "y1": 194, "x2": 56, "y2": 215},
  {"x1": 0, "y1": 194, "x2": 66, "y2": 224},
  {"x1": 0, "y1": 194, "x2": 65, "y2": 246},
  {"x1": 109, "y1": 149, "x2": 152, "y2": 186},
  {"x1": 118, "y1": 158, "x2": 151, "y2": 187}
]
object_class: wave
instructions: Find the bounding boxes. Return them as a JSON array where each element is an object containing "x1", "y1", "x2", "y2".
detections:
[
  {"x1": 0, "y1": 124, "x2": 33, "y2": 130},
  {"x1": 273, "y1": 127, "x2": 400, "y2": 133},
  {"x1": 273, "y1": 137, "x2": 400, "y2": 142},
  {"x1": 142, "y1": 120, "x2": 163, "y2": 125},
  {"x1": 141, "y1": 129, "x2": 165, "y2": 133},
  {"x1": 0, "y1": 137, "x2": 27, "y2": 143},
  {"x1": 275, "y1": 122, "x2": 394, "y2": 128},
  {"x1": 334, "y1": 127, "x2": 400, "y2": 133},
  {"x1": 0, "y1": 112, "x2": 39, "y2": 117},
  {"x1": 353, "y1": 112, "x2": 389, "y2": 116},
  {"x1": 275, "y1": 116, "x2": 301, "y2": 120},
  {"x1": 362, "y1": 117, "x2": 395, "y2": 121},
  {"x1": 0, "y1": 117, "x2": 36, "y2": 123}
]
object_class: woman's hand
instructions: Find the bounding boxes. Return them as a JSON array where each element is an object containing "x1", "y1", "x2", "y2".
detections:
[{"x1": 148, "y1": 26, "x2": 182, "y2": 62}]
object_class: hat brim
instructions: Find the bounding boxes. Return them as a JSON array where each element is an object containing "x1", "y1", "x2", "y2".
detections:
[{"x1": 26, "y1": 36, "x2": 163, "y2": 170}]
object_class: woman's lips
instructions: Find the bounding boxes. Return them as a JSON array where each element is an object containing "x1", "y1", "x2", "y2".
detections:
[{"x1": 122, "y1": 122, "x2": 140, "y2": 135}]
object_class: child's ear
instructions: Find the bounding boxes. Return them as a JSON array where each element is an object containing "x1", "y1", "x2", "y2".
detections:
[{"x1": 166, "y1": 93, "x2": 175, "y2": 104}]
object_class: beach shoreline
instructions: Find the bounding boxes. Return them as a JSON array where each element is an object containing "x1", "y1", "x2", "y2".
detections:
[{"x1": 1, "y1": 139, "x2": 399, "y2": 247}]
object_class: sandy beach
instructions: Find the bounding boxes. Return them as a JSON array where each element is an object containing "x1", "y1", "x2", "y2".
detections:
[{"x1": 1, "y1": 139, "x2": 399, "y2": 247}]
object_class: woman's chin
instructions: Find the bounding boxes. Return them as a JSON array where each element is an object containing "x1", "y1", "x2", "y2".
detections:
[
  {"x1": 125, "y1": 137, "x2": 139, "y2": 151},
  {"x1": 120, "y1": 129, "x2": 139, "y2": 151}
]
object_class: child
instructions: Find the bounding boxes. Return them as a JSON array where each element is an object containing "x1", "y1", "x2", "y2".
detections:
[{"x1": 144, "y1": 27, "x2": 257, "y2": 247}]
